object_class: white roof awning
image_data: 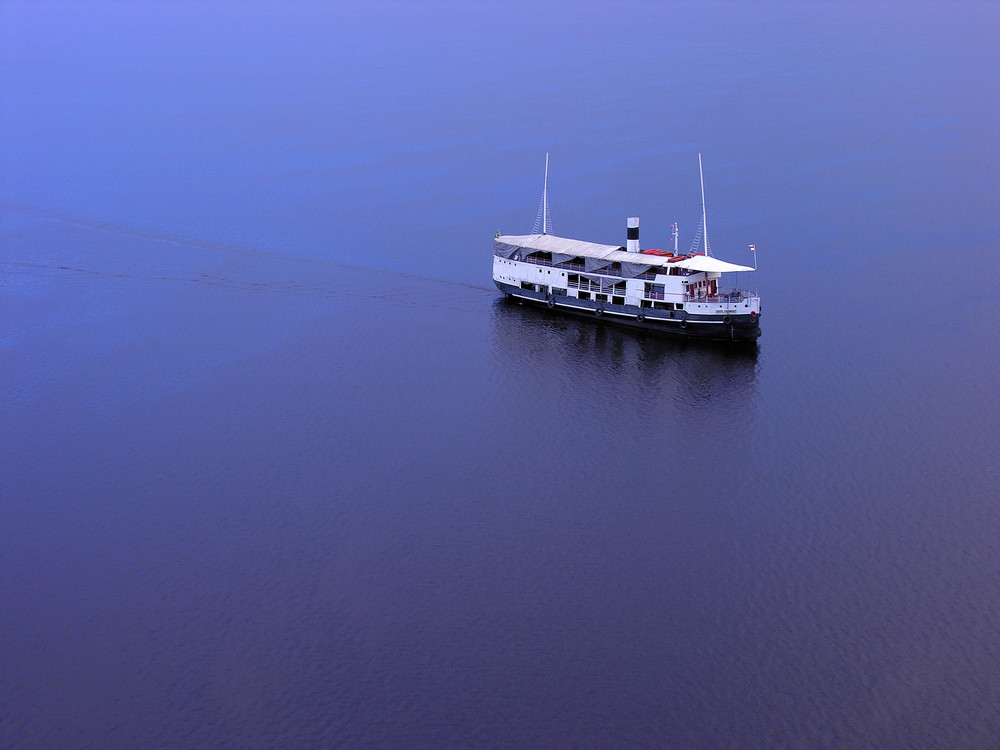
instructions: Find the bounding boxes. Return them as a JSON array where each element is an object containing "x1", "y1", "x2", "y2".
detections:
[
  {"x1": 497, "y1": 233, "x2": 623, "y2": 259},
  {"x1": 672, "y1": 255, "x2": 755, "y2": 273}
]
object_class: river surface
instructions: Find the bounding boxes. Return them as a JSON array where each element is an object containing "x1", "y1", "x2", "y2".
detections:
[{"x1": 3, "y1": 2, "x2": 999, "y2": 747}]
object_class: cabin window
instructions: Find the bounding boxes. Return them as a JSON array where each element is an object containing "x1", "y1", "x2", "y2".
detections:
[
  {"x1": 538, "y1": 285, "x2": 549, "y2": 294},
  {"x1": 675, "y1": 303, "x2": 683, "y2": 310},
  {"x1": 596, "y1": 293, "x2": 608, "y2": 303},
  {"x1": 526, "y1": 251, "x2": 552, "y2": 265},
  {"x1": 578, "y1": 291, "x2": 590, "y2": 300},
  {"x1": 520, "y1": 281, "x2": 533, "y2": 290},
  {"x1": 612, "y1": 296, "x2": 625, "y2": 306},
  {"x1": 553, "y1": 287, "x2": 568, "y2": 297},
  {"x1": 640, "y1": 299, "x2": 653, "y2": 309}
]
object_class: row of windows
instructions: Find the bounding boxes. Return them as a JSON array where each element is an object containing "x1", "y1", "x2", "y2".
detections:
[
  {"x1": 515, "y1": 282, "x2": 683, "y2": 311},
  {"x1": 521, "y1": 284, "x2": 570, "y2": 296},
  {"x1": 512, "y1": 252, "x2": 687, "y2": 278}
]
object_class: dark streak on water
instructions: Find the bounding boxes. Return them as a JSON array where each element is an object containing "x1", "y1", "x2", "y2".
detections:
[{"x1": 3, "y1": 1, "x2": 1000, "y2": 748}]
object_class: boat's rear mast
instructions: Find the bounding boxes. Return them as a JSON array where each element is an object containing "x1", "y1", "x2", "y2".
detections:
[{"x1": 699, "y1": 152, "x2": 711, "y2": 257}]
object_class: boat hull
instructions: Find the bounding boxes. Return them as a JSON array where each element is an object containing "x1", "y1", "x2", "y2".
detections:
[{"x1": 494, "y1": 280, "x2": 760, "y2": 342}]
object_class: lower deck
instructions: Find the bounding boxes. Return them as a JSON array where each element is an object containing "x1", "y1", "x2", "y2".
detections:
[{"x1": 495, "y1": 280, "x2": 761, "y2": 342}]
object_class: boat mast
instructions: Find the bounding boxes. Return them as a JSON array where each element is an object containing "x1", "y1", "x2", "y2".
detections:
[
  {"x1": 699, "y1": 152, "x2": 710, "y2": 257},
  {"x1": 533, "y1": 153, "x2": 552, "y2": 235},
  {"x1": 542, "y1": 152, "x2": 549, "y2": 235}
]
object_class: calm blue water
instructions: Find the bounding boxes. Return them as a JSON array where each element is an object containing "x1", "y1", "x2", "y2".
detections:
[{"x1": 3, "y1": 1, "x2": 1000, "y2": 747}]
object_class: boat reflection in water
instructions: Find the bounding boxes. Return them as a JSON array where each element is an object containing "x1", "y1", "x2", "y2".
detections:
[{"x1": 489, "y1": 296, "x2": 758, "y2": 434}]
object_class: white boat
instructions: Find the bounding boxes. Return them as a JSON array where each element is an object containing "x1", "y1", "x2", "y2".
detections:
[{"x1": 493, "y1": 155, "x2": 761, "y2": 342}]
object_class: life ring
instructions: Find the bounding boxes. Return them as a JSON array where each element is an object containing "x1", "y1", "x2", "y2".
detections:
[
  {"x1": 723, "y1": 315, "x2": 732, "y2": 324},
  {"x1": 547, "y1": 299, "x2": 555, "y2": 309},
  {"x1": 595, "y1": 307, "x2": 603, "y2": 317},
  {"x1": 679, "y1": 319, "x2": 688, "y2": 329},
  {"x1": 636, "y1": 313, "x2": 645, "y2": 322},
  {"x1": 750, "y1": 310, "x2": 759, "y2": 318}
]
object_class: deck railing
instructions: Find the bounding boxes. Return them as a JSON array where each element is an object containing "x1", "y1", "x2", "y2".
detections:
[
  {"x1": 531, "y1": 264, "x2": 757, "y2": 303},
  {"x1": 518, "y1": 255, "x2": 694, "y2": 281},
  {"x1": 568, "y1": 278, "x2": 626, "y2": 294},
  {"x1": 686, "y1": 289, "x2": 759, "y2": 303}
]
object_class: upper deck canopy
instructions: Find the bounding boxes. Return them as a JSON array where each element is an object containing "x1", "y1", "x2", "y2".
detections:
[
  {"x1": 495, "y1": 233, "x2": 754, "y2": 273},
  {"x1": 672, "y1": 255, "x2": 755, "y2": 273}
]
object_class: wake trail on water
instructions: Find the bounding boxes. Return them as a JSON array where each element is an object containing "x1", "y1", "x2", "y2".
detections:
[{"x1": 1, "y1": 202, "x2": 497, "y2": 308}]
